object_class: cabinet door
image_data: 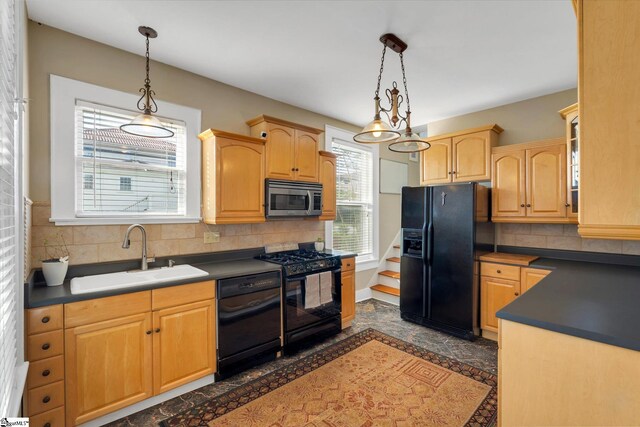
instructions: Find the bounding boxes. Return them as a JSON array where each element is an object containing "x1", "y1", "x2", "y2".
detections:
[
  {"x1": 65, "y1": 313, "x2": 152, "y2": 426},
  {"x1": 480, "y1": 277, "x2": 520, "y2": 333},
  {"x1": 294, "y1": 130, "x2": 319, "y2": 182},
  {"x1": 420, "y1": 138, "x2": 452, "y2": 185},
  {"x1": 153, "y1": 300, "x2": 215, "y2": 395},
  {"x1": 520, "y1": 268, "x2": 551, "y2": 294},
  {"x1": 491, "y1": 151, "x2": 526, "y2": 217},
  {"x1": 526, "y1": 144, "x2": 567, "y2": 217},
  {"x1": 266, "y1": 124, "x2": 296, "y2": 180},
  {"x1": 341, "y1": 269, "x2": 356, "y2": 328},
  {"x1": 452, "y1": 130, "x2": 493, "y2": 182},
  {"x1": 565, "y1": 111, "x2": 579, "y2": 219},
  {"x1": 215, "y1": 137, "x2": 266, "y2": 223},
  {"x1": 318, "y1": 154, "x2": 337, "y2": 220}
]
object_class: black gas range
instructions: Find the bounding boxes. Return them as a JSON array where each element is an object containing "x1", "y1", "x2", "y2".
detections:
[{"x1": 256, "y1": 249, "x2": 342, "y2": 354}]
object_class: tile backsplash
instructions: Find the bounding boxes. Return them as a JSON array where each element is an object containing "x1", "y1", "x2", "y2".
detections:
[
  {"x1": 497, "y1": 223, "x2": 640, "y2": 255},
  {"x1": 30, "y1": 202, "x2": 325, "y2": 268}
]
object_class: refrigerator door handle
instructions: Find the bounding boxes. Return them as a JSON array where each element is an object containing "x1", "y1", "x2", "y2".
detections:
[{"x1": 426, "y1": 222, "x2": 433, "y2": 265}]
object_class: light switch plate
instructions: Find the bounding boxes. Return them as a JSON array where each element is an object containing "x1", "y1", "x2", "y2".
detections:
[{"x1": 204, "y1": 231, "x2": 220, "y2": 244}]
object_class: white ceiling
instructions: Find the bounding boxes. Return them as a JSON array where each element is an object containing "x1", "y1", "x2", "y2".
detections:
[{"x1": 26, "y1": 0, "x2": 577, "y2": 128}]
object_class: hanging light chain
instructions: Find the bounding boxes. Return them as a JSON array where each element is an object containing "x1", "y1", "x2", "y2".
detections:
[
  {"x1": 399, "y1": 52, "x2": 411, "y2": 115},
  {"x1": 374, "y1": 45, "x2": 387, "y2": 98},
  {"x1": 136, "y1": 31, "x2": 158, "y2": 114}
]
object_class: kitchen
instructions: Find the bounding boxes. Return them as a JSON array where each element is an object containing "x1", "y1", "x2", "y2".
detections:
[{"x1": 1, "y1": 0, "x2": 640, "y2": 426}]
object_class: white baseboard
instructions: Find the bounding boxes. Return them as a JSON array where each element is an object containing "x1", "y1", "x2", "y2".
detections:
[
  {"x1": 355, "y1": 287, "x2": 372, "y2": 302},
  {"x1": 78, "y1": 374, "x2": 216, "y2": 426}
]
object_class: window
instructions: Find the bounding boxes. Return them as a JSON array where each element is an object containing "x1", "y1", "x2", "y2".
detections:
[
  {"x1": 50, "y1": 75, "x2": 202, "y2": 225},
  {"x1": 325, "y1": 126, "x2": 379, "y2": 271},
  {"x1": 1, "y1": 0, "x2": 28, "y2": 416}
]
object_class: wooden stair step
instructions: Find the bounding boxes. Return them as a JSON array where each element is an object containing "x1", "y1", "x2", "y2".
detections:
[
  {"x1": 379, "y1": 270, "x2": 400, "y2": 279},
  {"x1": 371, "y1": 284, "x2": 400, "y2": 296},
  {"x1": 386, "y1": 257, "x2": 401, "y2": 263},
  {"x1": 393, "y1": 245, "x2": 400, "y2": 249}
]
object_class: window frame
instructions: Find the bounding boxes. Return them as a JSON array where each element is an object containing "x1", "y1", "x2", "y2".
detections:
[
  {"x1": 50, "y1": 75, "x2": 202, "y2": 225},
  {"x1": 324, "y1": 125, "x2": 379, "y2": 272}
]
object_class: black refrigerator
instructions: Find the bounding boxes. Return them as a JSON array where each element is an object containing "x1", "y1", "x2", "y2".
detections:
[{"x1": 400, "y1": 182, "x2": 494, "y2": 340}]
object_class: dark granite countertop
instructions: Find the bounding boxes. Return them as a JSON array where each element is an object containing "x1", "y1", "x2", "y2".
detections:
[
  {"x1": 496, "y1": 248, "x2": 640, "y2": 352},
  {"x1": 26, "y1": 246, "x2": 358, "y2": 308}
]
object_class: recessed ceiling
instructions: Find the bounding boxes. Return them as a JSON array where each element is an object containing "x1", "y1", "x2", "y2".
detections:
[{"x1": 26, "y1": 0, "x2": 577, "y2": 128}]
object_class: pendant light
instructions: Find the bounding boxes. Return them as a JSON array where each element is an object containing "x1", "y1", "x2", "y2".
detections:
[
  {"x1": 354, "y1": 34, "x2": 429, "y2": 153},
  {"x1": 120, "y1": 26, "x2": 174, "y2": 139}
]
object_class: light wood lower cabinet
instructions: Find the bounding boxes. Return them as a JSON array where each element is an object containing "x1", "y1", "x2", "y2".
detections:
[
  {"x1": 480, "y1": 276, "x2": 520, "y2": 333},
  {"x1": 153, "y1": 299, "x2": 216, "y2": 394},
  {"x1": 341, "y1": 257, "x2": 356, "y2": 328},
  {"x1": 521, "y1": 267, "x2": 551, "y2": 294},
  {"x1": 62, "y1": 282, "x2": 216, "y2": 426},
  {"x1": 65, "y1": 313, "x2": 153, "y2": 426}
]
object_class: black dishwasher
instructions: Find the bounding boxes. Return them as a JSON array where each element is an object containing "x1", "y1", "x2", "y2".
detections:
[{"x1": 216, "y1": 271, "x2": 282, "y2": 379}]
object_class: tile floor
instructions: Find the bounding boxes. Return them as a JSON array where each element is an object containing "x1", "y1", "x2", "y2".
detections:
[{"x1": 107, "y1": 299, "x2": 498, "y2": 426}]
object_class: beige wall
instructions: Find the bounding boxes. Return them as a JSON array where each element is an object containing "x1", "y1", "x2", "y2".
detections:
[
  {"x1": 27, "y1": 22, "x2": 413, "y2": 282},
  {"x1": 426, "y1": 89, "x2": 577, "y2": 146}
]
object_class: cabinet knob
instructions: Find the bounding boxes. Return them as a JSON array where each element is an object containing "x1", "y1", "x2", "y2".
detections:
[
  {"x1": 41, "y1": 316, "x2": 50, "y2": 324},
  {"x1": 515, "y1": 292, "x2": 520, "y2": 296},
  {"x1": 44, "y1": 423, "x2": 51, "y2": 427},
  {"x1": 526, "y1": 204, "x2": 531, "y2": 207},
  {"x1": 42, "y1": 395, "x2": 51, "y2": 404},
  {"x1": 42, "y1": 369, "x2": 50, "y2": 377},
  {"x1": 146, "y1": 330, "x2": 152, "y2": 335},
  {"x1": 41, "y1": 343, "x2": 50, "y2": 350},
  {"x1": 452, "y1": 171, "x2": 456, "y2": 174},
  {"x1": 565, "y1": 203, "x2": 570, "y2": 207},
  {"x1": 520, "y1": 204, "x2": 525, "y2": 207},
  {"x1": 155, "y1": 328, "x2": 161, "y2": 333},
  {"x1": 496, "y1": 270, "x2": 501, "y2": 274},
  {"x1": 448, "y1": 171, "x2": 452, "y2": 175}
]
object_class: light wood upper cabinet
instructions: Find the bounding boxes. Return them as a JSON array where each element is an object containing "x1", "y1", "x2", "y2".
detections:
[
  {"x1": 420, "y1": 138, "x2": 451, "y2": 185},
  {"x1": 492, "y1": 139, "x2": 573, "y2": 223},
  {"x1": 578, "y1": 0, "x2": 640, "y2": 240},
  {"x1": 318, "y1": 151, "x2": 337, "y2": 221},
  {"x1": 265, "y1": 124, "x2": 296, "y2": 180},
  {"x1": 65, "y1": 312, "x2": 153, "y2": 426},
  {"x1": 199, "y1": 129, "x2": 266, "y2": 224},
  {"x1": 560, "y1": 103, "x2": 579, "y2": 220},
  {"x1": 419, "y1": 125, "x2": 502, "y2": 186},
  {"x1": 153, "y1": 299, "x2": 215, "y2": 395},
  {"x1": 492, "y1": 151, "x2": 526, "y2": 218},
  {"x1": 526, "y1": 144, "x2": 567, "y2": 218},
  {"x1": 247, "y1": 115, "x2": 322, "y2": 183},
  {"x1": 452, "y1": 130, "x2": 498, "y2": 182}
]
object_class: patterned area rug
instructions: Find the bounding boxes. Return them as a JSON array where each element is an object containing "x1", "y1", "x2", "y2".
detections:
[{"x1": 162, "y1": 329, "x2": 497, "y2": 426}]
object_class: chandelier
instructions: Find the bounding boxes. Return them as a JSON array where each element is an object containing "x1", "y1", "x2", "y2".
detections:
[
  {"x1": 353, "y1": 34, "x2": 430, "y2": 153},
  {"x1": 120, "y1": 26, "x2": 174, "y2": 139}
]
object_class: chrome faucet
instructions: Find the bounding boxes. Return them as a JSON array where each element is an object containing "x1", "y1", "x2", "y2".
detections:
[{"x1": 122, "y1": 224, "x2": 155, "y2": 271}]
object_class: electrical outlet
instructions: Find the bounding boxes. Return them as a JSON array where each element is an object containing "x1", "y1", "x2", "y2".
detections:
[{"x1": 203, "y1": 231, "x2": 220, "y2": 244}]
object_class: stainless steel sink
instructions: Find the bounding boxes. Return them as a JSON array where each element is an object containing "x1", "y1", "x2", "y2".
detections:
[{"x1": 70, "y1": 264, "x2": 209, "y2": 295}]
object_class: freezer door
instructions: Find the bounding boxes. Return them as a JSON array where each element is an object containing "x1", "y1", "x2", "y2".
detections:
[
  {"x1": 401, "y1": 186, "x2": 427, "y2": 230},
  {"x1": 399, "y1": 255, "x2": 425, "y2": 317},
  {"x1": 428, "y1": 183, "x2": 476, "y2": 332}
]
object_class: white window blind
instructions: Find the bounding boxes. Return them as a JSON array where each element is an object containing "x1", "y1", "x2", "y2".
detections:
[
  {"x1": 75, "y1": 101, "x2": 187, "y2": 217},
  {"x1": 332, "y1": 141, "x2": 374, "y2": 257},
  {"x1": 0, "y1": 0, "x2": 24, "y2": 416}
]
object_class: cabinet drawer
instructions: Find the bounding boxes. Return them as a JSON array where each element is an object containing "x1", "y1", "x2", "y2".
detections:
[
  {"x1": 481, "y1": 262, "x2": 520, "y2": 281},
  {"x1": 28, "y1": 330, "x2": 64, "y2": 362},
  {"x1": 27, "y1": 381, "x2": 64, "y2": 416},
  {"x1": 27, "y1": 305, "x2": 63, "y2": 335},
  {"x1": 29, "y1": 405, "x2": 65, "y2": 427},
  {"x1": 341, "y1": 257, "x2": 355, "y2": 272},
  {"x1": 65, "y1": 291, "x2": 151, "y2": 328},
  {"x1": 152, "y1": 281, "x2": 215, "y2": 310},
  {"x1": 27, "y1": 355, "x2": 64, "y2": 389}
]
